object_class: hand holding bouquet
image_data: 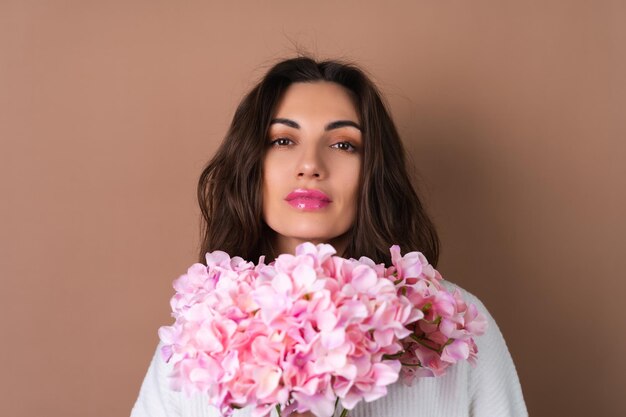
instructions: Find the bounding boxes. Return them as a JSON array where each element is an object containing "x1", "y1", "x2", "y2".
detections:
[{"x1": 158, "y1": 243, "x2": 487, "y2": 417}]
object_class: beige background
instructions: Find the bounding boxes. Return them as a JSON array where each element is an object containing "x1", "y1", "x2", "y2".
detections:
[{"x1": 1, "y1": 1, "x2": 625, "y2": 416}]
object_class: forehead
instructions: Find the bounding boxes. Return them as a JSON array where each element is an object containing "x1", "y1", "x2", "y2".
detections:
[{"x1": 274, "y1": 81, "x2": 359, "y2": 122}]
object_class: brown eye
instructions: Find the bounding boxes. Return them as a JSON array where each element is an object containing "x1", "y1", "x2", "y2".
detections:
[
  {"x1": 331, "y1": 141, "x2": 356, "y2": 152},
  {"x1": 270, "y1": 138, "x2": 294, "y2": 147}
]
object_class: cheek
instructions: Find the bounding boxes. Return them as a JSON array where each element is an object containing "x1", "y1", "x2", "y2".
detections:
[
  {"x1": 345, "y1": 160, "x2": 362, "y2": 194},
  {"x1": 263, "y1": 153, "x2": 286, "y2": 183},
  {"x1": 337, "y1": 160, "x2": 361, "y2": 217},
  {"x1": 262, "y1": 156, "x2": 285, "y2": 214}
]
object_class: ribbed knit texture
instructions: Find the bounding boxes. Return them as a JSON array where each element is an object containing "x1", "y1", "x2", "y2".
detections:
[{"x1": 131, "y1": 281, "x2": 528, "y2": 417}]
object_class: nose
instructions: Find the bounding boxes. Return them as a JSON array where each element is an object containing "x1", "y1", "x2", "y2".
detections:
[{"x1": 297, "y1": 143, "x2": 326, "y2": 179}]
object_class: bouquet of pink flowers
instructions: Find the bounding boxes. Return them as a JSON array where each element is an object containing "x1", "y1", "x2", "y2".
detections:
[{"x1": 158, "y1": 243, "x2": 487, "y2": 417}]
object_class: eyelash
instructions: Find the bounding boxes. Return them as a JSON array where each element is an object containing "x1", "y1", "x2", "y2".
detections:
[
  {"x1": 331, "y1": 142, "x2": 357, "y2": 152},
  {"x1": 270, "y1": 138, "x2": 294, "y2": 147},
  {"x1": 269, "y1": 138, "x2": 357, "y2": 153}
]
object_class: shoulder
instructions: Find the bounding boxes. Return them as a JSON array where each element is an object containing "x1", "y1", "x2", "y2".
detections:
[
  {"x1": 439, "y1": 279, "x2": 500, "y2": 342},
  {"x1": 131, "y1": 341, "x2": 190, "y2": 417},
  {"x1": 440, "y1": 279, "x2": 489, "y2": 315},
  {"x1": 439, "y1": 279, "x2": 507, "y2": 360},
  {"x1": 439, "y1": 280, "x2": 529, "y2": 416}
]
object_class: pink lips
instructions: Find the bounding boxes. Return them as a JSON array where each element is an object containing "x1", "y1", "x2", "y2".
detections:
[{"x1": 285, "y1": 189, "x2": 331, "y2": 210}]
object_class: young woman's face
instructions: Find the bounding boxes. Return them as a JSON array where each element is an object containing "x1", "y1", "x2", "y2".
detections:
[{"x1": 262, "y1": 81, "x2": 363, "y2": 255}]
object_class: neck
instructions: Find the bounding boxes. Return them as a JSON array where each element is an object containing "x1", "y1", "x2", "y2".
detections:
[{"x1": 270, "y1": 232, "x2": 351, "y2": 258}]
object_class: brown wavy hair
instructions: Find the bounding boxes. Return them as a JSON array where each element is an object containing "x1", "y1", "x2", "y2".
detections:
[{"x1": 197, "y1": 56, "x2": 439, "y2": 267}]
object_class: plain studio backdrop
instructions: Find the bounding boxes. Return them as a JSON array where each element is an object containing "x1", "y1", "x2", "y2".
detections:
[{"x1": 1, "y1": 1, "x2": 624, "y2": 416}]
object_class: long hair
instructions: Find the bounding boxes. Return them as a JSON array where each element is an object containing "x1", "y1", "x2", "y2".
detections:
[{"x1": 197, "y1": 57, "x2": 440, "y2": 267}]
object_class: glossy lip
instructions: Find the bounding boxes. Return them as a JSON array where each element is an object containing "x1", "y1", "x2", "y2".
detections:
[{"x1": 285, "y1": 188, "x2": 331, "y2": 211}]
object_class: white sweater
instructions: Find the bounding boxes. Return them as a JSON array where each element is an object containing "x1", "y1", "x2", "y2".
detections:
[{"x1": 131, "y1": 282, "x2": 528, "y2": 417}]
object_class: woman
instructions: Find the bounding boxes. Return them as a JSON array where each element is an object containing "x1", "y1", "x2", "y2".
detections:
[{"x1": 131, "y1": 57, "x2": 528, "y2": 417}]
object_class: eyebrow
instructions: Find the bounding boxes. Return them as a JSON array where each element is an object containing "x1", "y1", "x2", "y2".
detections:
[{"x1": 270, "y1": 118, "x2": 362, "y2": 132}]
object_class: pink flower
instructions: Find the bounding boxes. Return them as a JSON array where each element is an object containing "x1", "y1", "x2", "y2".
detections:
[
  {"x1": 441, "y1": 339, "x2": 470, "y2": 363},
  {"x1": 291, "y1": 380, "x2": 336, "y2": 417},
  {"x1": 159, "y1": 243, "x2": 487, "y2": 417},
  {"x1": 253, "y1": 365, "x2": 282, "y2": 399},
  {"x1": 464, "y1": 303, "x2": 489, "y2": 335},
  {"x1": 390, "y1": 245, "x2": 425, "y2": 281}
]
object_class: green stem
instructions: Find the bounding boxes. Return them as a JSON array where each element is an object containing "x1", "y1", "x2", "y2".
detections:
[
  {"x1": 275, "y1": 404, "x2": 281, "y2": 417},
  {"x1": 339, "y1": 408, "x2": 349, "y2": 417},
  {"x1": 382, "y1": 351, "x2": 405, "y2": 360},
  {"x1": 410, "y1": 334, "x2": 440, "y2": 352}
]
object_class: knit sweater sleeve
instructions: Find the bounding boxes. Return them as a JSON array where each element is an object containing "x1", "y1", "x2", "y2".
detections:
[{"x1": 454, "y1": 285, "x2": 528, "y2": 417}]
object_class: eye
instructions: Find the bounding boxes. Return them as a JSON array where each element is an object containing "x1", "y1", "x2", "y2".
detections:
[
  {"x1": 269, "y1": 137, "x2": 294, "y2": 147},
  {"x1": 331, "y1": 141, "x2": 357, "y2": 152}
]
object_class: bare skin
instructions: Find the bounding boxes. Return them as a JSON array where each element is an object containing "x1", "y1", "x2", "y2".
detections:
[
  {"x1": 262, "y1": 83, "x2": 361, "y2": 417},
  {"x1": 262, "y1": 81, "x2": 363, "y2": 259}
]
